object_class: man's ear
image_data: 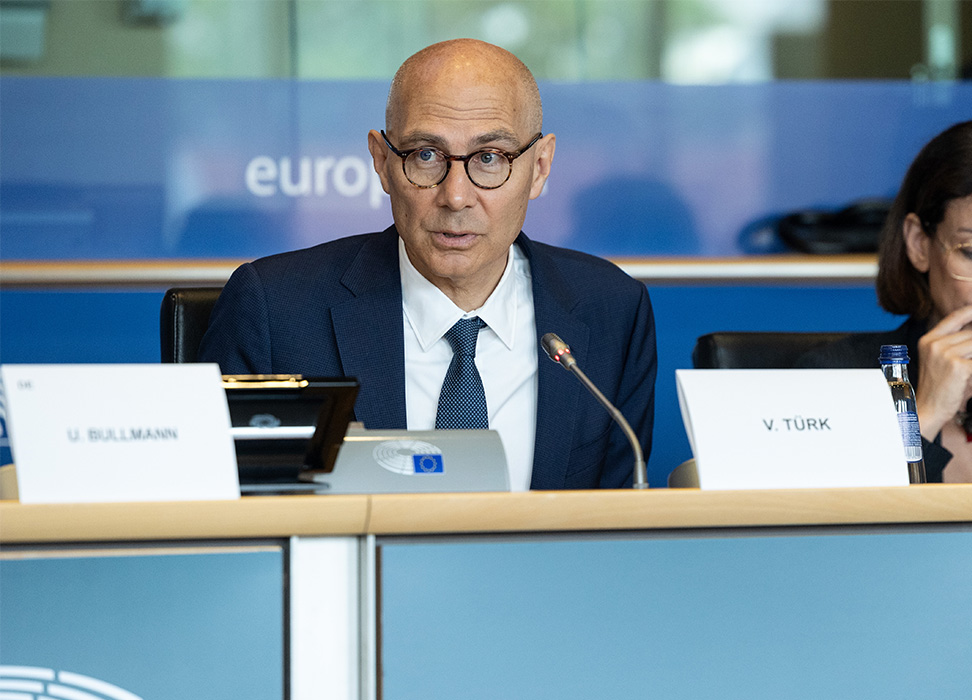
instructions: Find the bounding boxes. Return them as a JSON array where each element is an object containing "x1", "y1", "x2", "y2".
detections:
[
  {"x1": 368, "y1": 129, "x2": 392, "y2": 194},
  {"x1": 902, "y1": 212, "x2": 931, "y2": 273},
  {"x1": 528, "y1": 133, "x2": 556, "y2": 200}
]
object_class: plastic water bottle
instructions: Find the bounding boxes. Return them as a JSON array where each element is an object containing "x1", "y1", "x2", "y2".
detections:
[{"x1": 879, "y1": 344, "x2": 926, "y2": 484}]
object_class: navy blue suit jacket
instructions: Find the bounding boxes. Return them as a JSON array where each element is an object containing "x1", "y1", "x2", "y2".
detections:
[{"x1": 198, "y1": 227, "x2": 657, "y2": 489}]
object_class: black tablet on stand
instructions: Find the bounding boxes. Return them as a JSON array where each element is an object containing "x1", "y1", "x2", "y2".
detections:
[{"x1": 222, "y1": 375, "x2": 359, "y2": 493}]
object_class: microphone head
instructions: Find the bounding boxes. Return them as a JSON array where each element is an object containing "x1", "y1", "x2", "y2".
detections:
[{"x1": 541, "y1": 333, "x2": 576, "y2": 369}]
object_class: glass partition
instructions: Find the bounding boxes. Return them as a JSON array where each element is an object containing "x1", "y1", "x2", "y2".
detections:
[{"x1": 1, "y1": 0, "x2": 969, "y2": 81}]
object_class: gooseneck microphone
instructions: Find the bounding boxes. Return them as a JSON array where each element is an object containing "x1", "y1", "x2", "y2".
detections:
[{"x1": 540, "y1": 333, "x2": 648, "y2": 489}]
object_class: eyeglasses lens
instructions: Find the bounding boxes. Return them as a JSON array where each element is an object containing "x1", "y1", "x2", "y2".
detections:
[
  {"x1": 404, "y1": 149, "x2": 510, "y2": 188},
  {"x1": 947, "y1": 243, "x2": 972, "y2": 281}
]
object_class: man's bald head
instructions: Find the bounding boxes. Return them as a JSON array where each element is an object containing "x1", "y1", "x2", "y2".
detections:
[{"x1": 385, "y1": 39, "x2": 542, "y2": 136}]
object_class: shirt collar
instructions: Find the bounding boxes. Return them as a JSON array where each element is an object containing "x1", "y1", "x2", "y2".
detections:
[{"x1": 399, "y1": 237, "x2": 519, "y2": 352}]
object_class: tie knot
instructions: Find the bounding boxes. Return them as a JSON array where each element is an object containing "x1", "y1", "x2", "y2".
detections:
[{"x1": 444, "y1": 317, "x2": 485, "y2": 357}]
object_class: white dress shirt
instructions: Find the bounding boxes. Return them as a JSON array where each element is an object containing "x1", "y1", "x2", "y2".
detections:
[{"x1": 399, "y1": 238, "x2": 538, "y2": 491}]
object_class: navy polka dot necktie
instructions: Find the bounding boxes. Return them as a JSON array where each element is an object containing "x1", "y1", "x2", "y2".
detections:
[{"x1": 435, "y1": 317, "x2": 488, "y2": 430}]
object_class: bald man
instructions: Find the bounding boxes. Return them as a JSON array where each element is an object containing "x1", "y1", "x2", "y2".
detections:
[{"x1": 199, "y1": 39, "x2": 658, "y2": 490}]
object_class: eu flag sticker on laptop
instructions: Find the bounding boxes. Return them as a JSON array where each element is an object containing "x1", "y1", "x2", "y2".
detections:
[{"x1": 412, "y1": 453, "x2": 444, "y2": 474}]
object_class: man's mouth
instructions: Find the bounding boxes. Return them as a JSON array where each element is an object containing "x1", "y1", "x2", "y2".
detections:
[{"x1": 433, "y1": 230, "x2": 478, "y2": 245}]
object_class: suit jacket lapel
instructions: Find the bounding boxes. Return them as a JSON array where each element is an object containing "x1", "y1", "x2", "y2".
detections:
[
  {"x1": 330, "y1": 228, "x2": 408, "y2": 429},
  {"x1": 519, "y1": 234, "x2": 590, "y2": 490}
]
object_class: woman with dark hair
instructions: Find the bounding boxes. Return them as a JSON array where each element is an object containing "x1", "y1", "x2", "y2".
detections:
[{"x1": 800, "y1": 120, "x2": 972, "y2": 482}]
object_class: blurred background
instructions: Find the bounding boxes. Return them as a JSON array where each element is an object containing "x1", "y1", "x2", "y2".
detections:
[{"x1": 3, "y1": 0, "x2": 969, "y2": 81}]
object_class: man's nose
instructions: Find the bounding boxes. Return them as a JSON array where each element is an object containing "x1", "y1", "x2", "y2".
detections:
[{"x1": 435, "y1": 161, "x2": 477, "y2": 210}]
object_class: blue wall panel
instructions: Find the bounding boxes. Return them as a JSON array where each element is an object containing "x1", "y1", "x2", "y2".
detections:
[
  {"x1": 0, "y1": 547, "x2": 285, "y2": 700},
  {"x1": 0, "y1": 289, "x2": 164, "y2": 364},
  {"x1": 380, "y1": 530, "x2": 972, "y2": 699}
]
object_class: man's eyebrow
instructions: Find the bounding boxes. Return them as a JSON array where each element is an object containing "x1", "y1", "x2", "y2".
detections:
[
  {"x1": 397, "y1": 131, "x2": 448, "y2": 149},
  {"x1": 471, "y1": 130, "x2": 521, "y2": 149},
  {"x1": 397, "y1": 129, "x2": 522, "y2": 152}
]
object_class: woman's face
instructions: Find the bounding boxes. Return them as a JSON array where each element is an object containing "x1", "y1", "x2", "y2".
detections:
[{"x1": 906, "y1": 194, "x2": 972, "y2": 327}]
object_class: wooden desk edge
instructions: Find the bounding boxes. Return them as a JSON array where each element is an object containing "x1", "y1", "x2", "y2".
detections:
[
  {"x1": 2, "y1": 485, "x2": 970, "y2": 544},
  {"x1": 0, "y1": 494, "x2": 371, "y2": 544},
  {"x1": 365, "y1": 485, "x2": 972, "y2": 534},
  {"x1": 0, "y1": 255, "x2": 878, "y2": 289}
]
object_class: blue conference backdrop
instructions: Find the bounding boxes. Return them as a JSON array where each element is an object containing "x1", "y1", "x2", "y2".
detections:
[{"x1": 2, "y1": 78, "x2": 970, "y2": 260}]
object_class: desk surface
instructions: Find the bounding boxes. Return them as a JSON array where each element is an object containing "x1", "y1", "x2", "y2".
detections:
[{"x1": 2, "y1": 485, "x2": 970, "y2": 544}]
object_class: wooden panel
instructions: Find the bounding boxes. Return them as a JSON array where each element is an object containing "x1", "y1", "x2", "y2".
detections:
[
  {"x1": 2, "y1": 485, "x2": 970, "y2": 544},
  {"x1": 0, "y1": 255, "x2": 877, "y2": 288},
  {"x1": 365, "y1": 485, "x2": 972, "y2": 534},
  {"x1": 0, "y1": 494, "x2": 370, "y2": 544}
]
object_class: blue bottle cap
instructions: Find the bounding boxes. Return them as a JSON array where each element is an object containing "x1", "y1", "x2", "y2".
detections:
[{"x1": 879, "y1": 344, "x2": 909, "y2": 364}]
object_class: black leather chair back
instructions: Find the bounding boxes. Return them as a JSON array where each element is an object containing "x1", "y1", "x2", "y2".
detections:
[
  {"x1": 691, "y1": 331, "x2": 849, "y2": 369},
  {"x1": 160, "y1": 287, "x2": 223, "y2": 363}
]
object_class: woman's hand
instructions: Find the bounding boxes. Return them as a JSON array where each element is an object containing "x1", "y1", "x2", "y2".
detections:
[{"x1": 916, "y1": 305, "x2": 972, "y2": 439}]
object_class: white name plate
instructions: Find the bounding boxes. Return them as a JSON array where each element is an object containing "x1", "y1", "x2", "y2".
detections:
[
  {"x1": 676, "y1": 368, "x2": 910, "y2": 490},
  {"x1": 0, "y1": 363, "x2": 240, "y2": 503}
]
